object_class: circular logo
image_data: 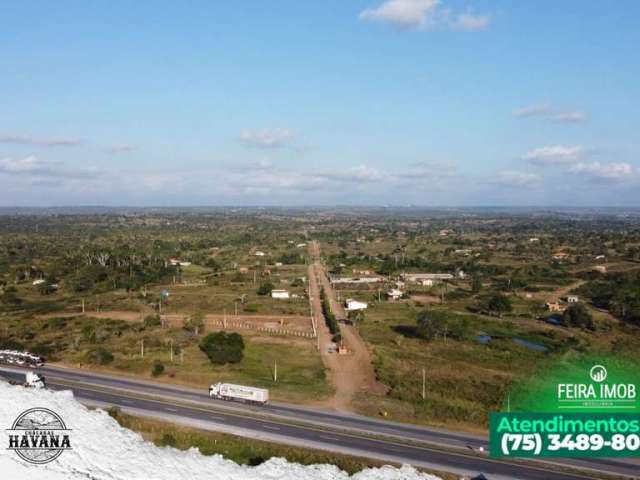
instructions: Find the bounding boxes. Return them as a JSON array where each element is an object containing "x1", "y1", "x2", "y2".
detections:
[
  {"x1": 590, "y1": 365, "x2": 608, "y2": 383},
  {"x1": 7, "y1": 408, "x2": 72, "y2": 464}
]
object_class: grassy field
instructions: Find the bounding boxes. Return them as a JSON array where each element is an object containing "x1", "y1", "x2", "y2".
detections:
[
  {"x1": 106, "y1": 408, "x2": 457, "y2": 479},
  {"x1": 4, "y1": 313, "x2": 331, "y2": 403},
  {"x1": 353, "y1": 300, "x2": 625, "y2": 432}
]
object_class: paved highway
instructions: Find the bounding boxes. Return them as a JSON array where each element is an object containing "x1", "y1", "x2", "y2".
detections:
[{"x1": 1, "y1": 365, "x2": 637, "y2": 480}]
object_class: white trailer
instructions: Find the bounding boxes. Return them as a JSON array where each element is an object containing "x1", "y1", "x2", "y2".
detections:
[
  {"x1": 209, "y1": 382, "x2": 269, "y2": 405},
  {"x1": 8, "y1": 371, "x2": 46, "y2": 389}
]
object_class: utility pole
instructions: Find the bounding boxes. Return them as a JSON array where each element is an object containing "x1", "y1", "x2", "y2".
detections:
[
  {"x1": 169, "y1": 340, "x2": 173, "y2": 362},
  {"x1": 140, "y1": 339, "x2": 144, "y2": 358},
  {"x1": 273, "y1": 360, "x2": 278, "y2": 382},
  {"x1": 234, "y1": 302, "x2": 238, "y2": 316},
  {"x1": 422, "y1": 368, "x2": 426, "y2": 400},
  {"x1": 223, "y1": 309, "x2": 227, "y2": 328},
  {"x1": 81, "y1": 299, "x2": 85, "y2": 314}
]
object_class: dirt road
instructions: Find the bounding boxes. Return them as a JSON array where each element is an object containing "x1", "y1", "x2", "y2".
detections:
[{"x1": 308, "y1": 240, "x2": 387, "y2": 411}]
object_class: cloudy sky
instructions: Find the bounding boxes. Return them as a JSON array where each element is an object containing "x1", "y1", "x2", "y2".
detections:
[{"x1": 1, "y1": 1, "x2": 639, "y2": 206}]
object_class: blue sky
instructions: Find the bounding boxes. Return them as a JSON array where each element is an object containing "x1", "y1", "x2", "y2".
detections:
[{"x1": 0, "y1": 0, "x2": 639, "y2": 206}]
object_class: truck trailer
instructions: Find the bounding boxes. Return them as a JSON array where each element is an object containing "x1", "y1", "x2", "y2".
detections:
[
  {"x1": 209, "y1": 382, "x2": 269, "y2": 405},
  {"x1": 8, "y1": 371, "x2": 46, "y2": 389}
]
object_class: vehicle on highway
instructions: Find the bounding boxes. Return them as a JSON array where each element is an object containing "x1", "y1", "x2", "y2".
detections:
[
  {"x1": 209, "y1": 382, "x2": 269, "y2": 405},
  {"x1": 8, "y1": 371, "x2": 46, "y2": 389},
  {"x1": 0, "y1": 349, "x2": 45, "y2": 368}
]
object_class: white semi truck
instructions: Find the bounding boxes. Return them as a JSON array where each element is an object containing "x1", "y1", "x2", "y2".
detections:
[
  {"x1": 209, "y1": 382, "x2": 269, "y2": 405},
  {"x1": 9, "y1": 371, "x2": 46, "y2": 389}
]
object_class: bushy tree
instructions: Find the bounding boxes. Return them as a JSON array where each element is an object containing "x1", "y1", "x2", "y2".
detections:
[
  {"x1": 151, "y1": 360, "x2": 165, "y2": 376},
  {"x1": 563, "y1": 303, "x2": 595, "y2": 330},
  {"x1": 416, "y1": 311, "x2": 470, "y2": 341},
  {"x1": 477, "y1": 293, "x2": 512, "y2": 317},
  {"x1": 199, "y1": 332, "x2": 244, "y2": 365},
  {"x1": 256, "y1": 282, "x2": 274, "y2": 296}
]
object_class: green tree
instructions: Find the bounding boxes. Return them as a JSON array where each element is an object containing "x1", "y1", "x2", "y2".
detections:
[
  {"x1": 199, "y1": 332, "x2": 245, "y2": 365},
  {"x1": 256, "y1": 282, "x2": 274, "y2": 296},
  {"x1": 563, "y1": 303, "x2": 595, "y2": 330},
  {"x1": 151, "y1": 360, "x2": 165, "y2": 376},
  {"x1": 483, "y1": 293, "x2": 512, "y2": 317}
]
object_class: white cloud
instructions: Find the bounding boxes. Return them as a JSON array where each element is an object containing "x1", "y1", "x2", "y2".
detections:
[
  {"x1": 319, "y1": 165, "x2": 384, "y2": 182},
  {"x1": 360, "y1": 0, "x2": 439, "y2": 28},
  {"x1": 568, "y1": 162, "x2": 637, "y2": 183},
  {"x1": 512, "y1": 103, "x2": 552, "y2": 118},
  {"x1": 359, "y1": 0, "x2": 490, "y2": 31},
  {"x1": 0, "y1": 156, "x2": 54, "y2": 175},
  {"x1": 0, "y1": 133, "x2": 82, "y2": 147},
  {"x1": 247, "y1": 158, "x2": 274, "y2": 171},
  {"x1": 553, "y1": 111, "x2": 587, "y2": 124},
  {"x1": 239, "y1": 129, "x2": 294, "y2": 149},
  {"x1": 495, "y1": 170, "x2": 541, "y2": 188},
  {"x1": 450, "y1": 12, "x2": 491, "y2": 31},
  {"x1": 105, "y1": 144, "x2": 138, "y2": 153},
  {"x1": 0, "y1": 156, "x2": 102, "y2": 181},
  {"x1": 523, "y1": 145, "x2": 583, "y2": 165},
  {"x1": 513, "y1": 104, "x2": 588, "y2": 124}
]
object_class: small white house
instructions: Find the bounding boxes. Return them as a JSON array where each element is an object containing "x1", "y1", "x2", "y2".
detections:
[
  {"x1": 254, "y1": 251, "x2": 265, "y2": 257},
  {"x1": 345, "y1": 298, "x2": 368, "y2": 311},
  {"x1": 420, "y1": 279, "x2": 435, "y2": 287},
  {"x1": 296, "y1": 243, "x2": 307, "y2": 248},
  {"x1": 566, "y1": 295, "x2": 579, "y2": 303},
  {"x1": 169, "y1": 258, "x2": 192, "y2": 267},
  {"x1": 271, "y1": 289, "x2": 290, "y2": 300},
  {"x1": 387, "y1": 289, "x2": 403, "y2": 301},
  {"x1": 32, "y1": 279, "x2": 46, "y2": 286}
]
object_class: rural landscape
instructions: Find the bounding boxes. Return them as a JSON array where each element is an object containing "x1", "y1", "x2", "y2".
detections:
[
  {"x1": 2, "y1": 2, "x2": 639, "y2": 478},
  {"x1": 1, "y1": 207, "x2": 639, "y2": 437}
]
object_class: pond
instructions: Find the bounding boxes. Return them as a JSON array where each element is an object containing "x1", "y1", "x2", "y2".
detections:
[
  {"x1": 476, "y1": 334, "x2": 549, "y2": 352},
  {"x1": 512, "y1": 337, "x2": 549, "y2": 352}
]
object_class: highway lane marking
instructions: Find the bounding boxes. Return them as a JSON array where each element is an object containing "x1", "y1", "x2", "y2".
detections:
[
  {"x1": 45, "y1": 378, "x2": 604, "y2": 480},
  {"x1": 209, "y1": 416, "x2": 224, "y2": 421},
  {"x1": 319, "y1": 435, "x2": 339, "y2": 441},
  {"x1": 262, "y1": 425, "x2": 280, "y2": 431},
  {"x1": 164, "y1": 407, "x2": 179, "y2": 412}
]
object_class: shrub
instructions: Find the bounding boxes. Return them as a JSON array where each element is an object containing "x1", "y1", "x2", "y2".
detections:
[
  {"x1": 199, "y1": 332, "x2": 245, "y2": 365},
  {"x1": 243, "y1": 303, "x2": 258, "y2": 313},
  {"x1": 256, "y1": 282, "x2": 274, "y2": 296},
  {"x1": 152, "y1": 360, "x2": 165, "y2": 376},
  {"x1": 144, "y1": 315, "x2": 162, "y2": 328},
  {"x1": 85, "y1": 346, "x2": 114, "y2": 365}
]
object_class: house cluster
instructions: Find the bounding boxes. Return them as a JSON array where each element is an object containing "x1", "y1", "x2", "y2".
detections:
[{"x1": 546, "y1": 295, "x2": 579, "y2": 313}]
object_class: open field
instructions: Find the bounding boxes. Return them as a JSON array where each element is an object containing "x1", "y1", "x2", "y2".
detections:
[{"x1": 2, "y1": 209, "x2": 640, "y2": 432}]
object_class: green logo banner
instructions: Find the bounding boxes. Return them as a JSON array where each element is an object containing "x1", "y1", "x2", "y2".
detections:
[{"x1": 489, "y1": 357, "x2": 640, "y2": 458}]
